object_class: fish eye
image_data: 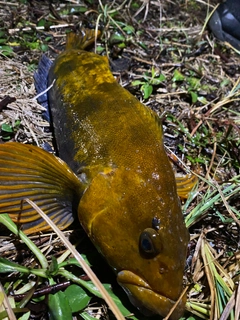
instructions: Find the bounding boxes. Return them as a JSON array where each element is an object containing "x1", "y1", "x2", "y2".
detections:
[{"x1": 139, "y1": 228, "x2": 161, "y2": 257}]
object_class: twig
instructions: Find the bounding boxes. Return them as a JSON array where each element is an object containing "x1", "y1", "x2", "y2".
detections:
[{"x1": 9, "y1": 24, "x2": 74, "y2": 34}]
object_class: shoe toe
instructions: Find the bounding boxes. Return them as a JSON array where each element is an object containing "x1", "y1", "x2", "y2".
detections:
[{"x1": 209, "y1": 3, "x2": 240, "y2": 50}]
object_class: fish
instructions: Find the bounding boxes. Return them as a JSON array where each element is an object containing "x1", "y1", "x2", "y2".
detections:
[{"x1": 0, "y1": 29, "x2": 189, "y2": 319}]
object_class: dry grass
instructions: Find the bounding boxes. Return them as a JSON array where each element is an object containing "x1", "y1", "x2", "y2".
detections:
[{"x1": 0, "y1": 56, "x2": 51, "y2": 145}]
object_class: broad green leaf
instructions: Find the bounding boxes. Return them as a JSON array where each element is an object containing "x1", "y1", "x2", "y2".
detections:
[
  {"x1": 64, "y1": 284, "x2": 91, "y2": 312},
  {"x1": 40, "y1": 44, "x2": 48, "y2": 52},
  {"x1": 1, "y1": 123, "x2": 13, "y2": 133},
  {"x1": 190, "y1": 91, "x2": 198, "y2": 103},
  {"x1": 48, "y1": 290, "x2": 72, "y2": 320},
  {"x1": 142, "y1": 83, "x2": 153, "y2": 99}
]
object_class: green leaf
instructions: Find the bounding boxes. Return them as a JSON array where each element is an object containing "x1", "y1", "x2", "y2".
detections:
[
  {"x1": 0, "y1": 45, "x2": 13, "y2": 56},
  {"x1": 142, "y1": 83, "x2": 153, "y2": 99},
  {"x1": 172, "y1": 69, "x2": 185, "y2": 82},
  {"x1": 109, "y1": 32, "x2": 125, "y2": 45},
  {"x1": 187, "y1": 76, "x2": 200, "y2": 89},
  {"x1": 197, "y1": 96, "x2": 208, "y2": 104},
  {"x1": 14, "y1": 119, "x2": 21, "y2": 127},
  {"x1": 49, "y1": 257, "x2": 59, "y2": 275},
  {"x1": 131, "y1": 2, "x2": 140, "y2": 9},
  {"x1": 25, "y1": 41, "x2": 40, "y2": 50},
  {"x1": 117, "y1": 42, "x2": 126, "y2": 49},
  {"x1": 151, "y1": 74, "x2": 165, "y2": 85},
  {"x1": 0, "y1": 257, "x2": 47, "y2": 278},
  {"x1": 131, "y1": 80, "x2": 144, "y2": 86},
  {"x1": 138, "y1": 41, "x2": 147, "y2": 50},
  {"x1": 40, "y1": 44, "x2": 48, "y2": 52},
  {"x1": 2, "y1": 135, "x2": 11, "y2": 141},
  {"x1": 57, "y1": 270, "x2": 102, "y2": 298},
  {"x1": 37, "y1": 19, "x2": 47, "y2": 27},
  {"x1": 0, "y1": 30, "x2": 6, "y2": 37},
  {"x1": 123, "y1": 25, "x2": 135, "y2": 34},
  {"x1": 64, "y1": 284, "x2": 91, "y2": 312},
  {"x1": 45, "y1": 36, "x2": 52, "y2": 42},
  {"x1": 143, "y1": 72, "x2": 150, "y2": 82},
  {"x1": 0, "y1": 257, "x2": 31, "y2": 274},
  {"x1": 48, "y1": 290, "x2": 72, "y2": 320},
  {"x1": 19, "y1": 311, "x2": 31, "y2": 320},
  {"x1": 80, "y1": 312, "x2": 98, "y2": 320},
  {"x1": 58, "y1": 256, "x2": 90, "y2": 269},
  {"x1": 1, "y1": 123, "x2": 13, "y2": 133},
  {"x1": 189, "y1": 91, "x2": 198, "y2": 103},
  {"x1": 186, "y1": 154, "x2": 205, "y2": 164},
  {"x1": 220, "y1": 78, "x2": 230, "y2": 87},
  {"x1": 96, "y1": 46, "x2": 104, "y2": 54}
]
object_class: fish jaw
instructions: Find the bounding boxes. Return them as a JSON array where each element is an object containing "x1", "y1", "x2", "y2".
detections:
[{"x1": 117, "y1": 270, "x2": 186, "y2": 319}]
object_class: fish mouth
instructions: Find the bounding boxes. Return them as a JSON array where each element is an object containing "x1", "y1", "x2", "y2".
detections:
[{"x1": 117, "y1": 270, "x2": 186, "y2": 320}]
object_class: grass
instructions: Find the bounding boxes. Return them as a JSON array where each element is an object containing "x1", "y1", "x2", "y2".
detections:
[{"x1": 0, "y1": 0, "x2": 239, "y2": 319}]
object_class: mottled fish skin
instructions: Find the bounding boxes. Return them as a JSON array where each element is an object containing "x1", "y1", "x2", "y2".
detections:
[
  {"x1": 0, "y1": 30, "x2": 189, "y2": 319},
  {"x1": 47, "y1": 31, "x2": 189, "y2": 319}
]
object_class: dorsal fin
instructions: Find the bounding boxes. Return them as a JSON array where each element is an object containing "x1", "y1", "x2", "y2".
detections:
[
  {"x1": 66, "y1": 29, "x2": 101, "y2": 50},
  {"x1": 34, "y1": 54, "x2": 52, "y2": 122}
]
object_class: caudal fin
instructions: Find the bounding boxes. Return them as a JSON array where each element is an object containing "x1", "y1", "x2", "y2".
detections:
[{"x1": 0, "y1": 142, "x2": 82, "y2": 234}]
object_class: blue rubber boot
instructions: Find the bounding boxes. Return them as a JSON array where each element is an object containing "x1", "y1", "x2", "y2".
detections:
[{"x1": 208, "y1": 0, "x2": 240, "y2": 50}]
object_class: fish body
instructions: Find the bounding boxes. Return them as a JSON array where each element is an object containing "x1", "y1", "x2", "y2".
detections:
[{"x1": 0, "y1": 30, "x2": 189, "y2": 319}]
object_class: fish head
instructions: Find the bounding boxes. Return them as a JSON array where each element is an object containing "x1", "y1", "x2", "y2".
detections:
[{"x1": 78, "y1": 166, "x2": 189, "y2": 319}]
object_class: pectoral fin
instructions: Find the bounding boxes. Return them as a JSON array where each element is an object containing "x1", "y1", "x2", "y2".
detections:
[{"x1": 0, "y1": 142, "x2": 82, "y2": 234}]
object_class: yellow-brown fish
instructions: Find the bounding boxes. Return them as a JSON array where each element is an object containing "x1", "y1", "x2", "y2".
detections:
[{"x1": 0, "y1": 30, "x2": 189, "y2": 319}]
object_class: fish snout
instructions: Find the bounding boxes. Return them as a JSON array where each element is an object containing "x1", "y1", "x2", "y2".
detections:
[{"x1": 117, "y1": 270, "x2": 186, "y2": 319}]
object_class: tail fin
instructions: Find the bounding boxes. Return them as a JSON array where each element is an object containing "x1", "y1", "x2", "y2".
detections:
[
  {"x1": 0, "y1": 143, "x2": 82, "y2": 234},
  {"x1": 66, "y1": 28, "x2": 101, "y2": 50}
]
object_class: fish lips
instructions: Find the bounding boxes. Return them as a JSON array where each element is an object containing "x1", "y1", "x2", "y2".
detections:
[{"x1": 117, "y1": 270, "x2": 186, "y2": 320}]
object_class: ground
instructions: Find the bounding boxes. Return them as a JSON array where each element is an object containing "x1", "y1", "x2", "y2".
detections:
[{"x1": 0, "y1": 1, "x2": 239, "y2": 320}]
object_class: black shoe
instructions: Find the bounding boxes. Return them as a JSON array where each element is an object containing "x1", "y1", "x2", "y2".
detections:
[{"x1": 208, "y1": 0, "x2": 240, "y2": 50}]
